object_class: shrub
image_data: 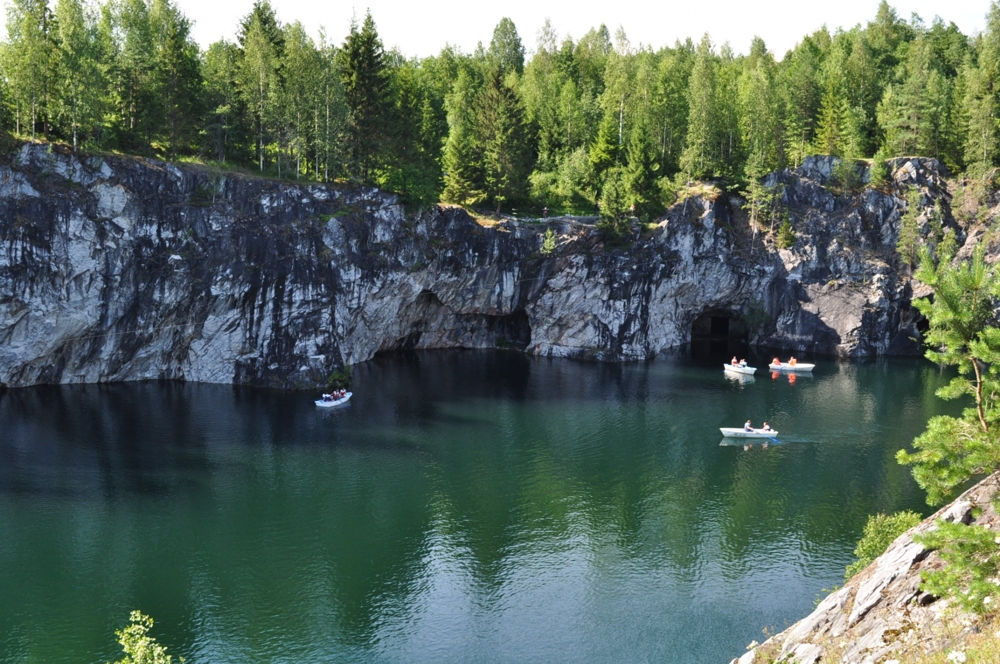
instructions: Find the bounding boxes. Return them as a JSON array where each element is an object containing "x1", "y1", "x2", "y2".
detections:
[
  {"x1": 845, "y1": 511, "x2": 922, "y2": 581},
  {"x1": 326, "y1": 365, "x2": 353, "y2": 389},
  {"x1": 776, "y1": 219, "x2": 796, "y2": 249},
  {"x1": 541, "y1": 228, "x2": 556, "y2": 255}
]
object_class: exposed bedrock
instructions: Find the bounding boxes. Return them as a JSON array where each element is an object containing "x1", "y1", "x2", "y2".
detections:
[{"x1": 0, "y1": 145, "x2": 952, "y2": 388}]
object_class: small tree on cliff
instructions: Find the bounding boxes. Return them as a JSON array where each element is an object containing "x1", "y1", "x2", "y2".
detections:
[{"x1": 897, "y1": 245, "x2": 1000, "y2": 505}]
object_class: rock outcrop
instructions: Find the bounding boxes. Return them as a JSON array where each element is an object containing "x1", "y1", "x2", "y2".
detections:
[
  {"x1": 0, "y1": 143, "x2": 953, "y2": 388},
  {"x1": 730, "y1": 473, "x2": 1000, "y2": 664}
]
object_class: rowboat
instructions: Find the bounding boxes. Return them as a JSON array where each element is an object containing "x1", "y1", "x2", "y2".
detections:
[
  {"x1": 720, "y1": 427, "x2": 778, "y2": 439},
  {"x1": 768, "y1": 362, "x2": 815, "y2": 372},
  {"x1": 724, "y1": 364, "x2": 756, "y2": 375},
  {"x1": 315, "y1": 392, "x2": 352, "y2": 407}
]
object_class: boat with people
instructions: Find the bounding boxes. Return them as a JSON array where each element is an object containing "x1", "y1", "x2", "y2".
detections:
[
  {"x1": 719, "y1": 427, "x2": 778, "y2": 439},
  {"x1": 768, "y1": 356, "x2": 815, "y2": 372},
  {"x1": 315, "y1": 390, "x2": 352, "y2": 408},
  {"x1": 724, "y1": 362, "x2": 756, "y2": 376}
]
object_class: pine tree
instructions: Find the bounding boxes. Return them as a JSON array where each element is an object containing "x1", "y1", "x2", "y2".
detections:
[{"x1": 897, "y1": 245, "x2": 1000, "y2": 505}]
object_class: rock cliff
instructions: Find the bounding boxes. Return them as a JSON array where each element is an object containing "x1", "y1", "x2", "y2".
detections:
[{"x1": 0, "y1": 143, "x2": 954, "y2": 388}]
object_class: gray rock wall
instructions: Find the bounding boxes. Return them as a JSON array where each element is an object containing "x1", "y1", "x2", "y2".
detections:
[{"x1": 0, "y1": 144, "x2": 943, "y2": 388}]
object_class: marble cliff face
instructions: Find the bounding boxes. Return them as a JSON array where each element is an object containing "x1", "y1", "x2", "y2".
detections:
[{"x1": 0, "y1": 143, "x2": 956, "y2": 388}]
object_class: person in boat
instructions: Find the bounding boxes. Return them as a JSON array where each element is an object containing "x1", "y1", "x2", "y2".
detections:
[
  {"x1": 761, "y1": 422, "x2": 773, "y2": 432},
  {"x1": 731, "y1": 356, "x2": 739, "y2": 366},
  {"x1": 773, "y1": 357, "x2": 781, "y2": 366},
  {"x1": 744, "y1": 420, "x2": 753, "y2": 432},
  {"x1": 322, "y1": 393, "x2": 332, "y2": 402},
  {"x1": 739, "y1": 358, "x2": 747, "y2": 367},
  {"x1": 789, "y1": 357, "x2": 797, "y2": 366}
]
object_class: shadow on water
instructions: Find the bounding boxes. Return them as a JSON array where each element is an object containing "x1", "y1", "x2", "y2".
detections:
[{"x1": 0, "y1": 349, "x2": 962, "y2": 664}]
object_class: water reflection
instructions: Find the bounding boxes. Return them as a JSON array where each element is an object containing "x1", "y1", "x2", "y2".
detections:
[{"x1": 0, "y1": 351, "x2": 959, "y2": 664}]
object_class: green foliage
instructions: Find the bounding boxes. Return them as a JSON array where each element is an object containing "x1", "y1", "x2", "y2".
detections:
[
  {"x1": 738, "y1": 298, "x2": 771, "y2": 336},
  {"x1": 442, "y1": 67, "x2": 485, "y2": 206},
  {"x1": 108, "y1": 611, "x2": 182, "y2": 664},
  {"x1": 845, "y1": 511, "x2": 922, "y2": 580},
  {"x1": 541, "y1": 227, "x2": 556, "y2": 255},
  {"x1": 338, "y1": 12, "x2": 391, "y2": 183},
  {"x1": 868, "y1": 150, "x2": 891, "y2": 187},
  {"x1": 831, "y1": 159, "x2": 863, "y2": 194},
  {"x1": 896, "y1": 187, "x2": 923, "y2": 268},
  {"x1": 776, "y1": 219, "x2": 796, "y2": 249},
  {"x1": 679, "y1": 35, "x2": 721, "y2": 180},
  {"x1": 897, "y1": 245, "x2": 1000, "y2": 505},
  {"x1": 916, "y1": 520, "x2": 1000, "y2": 614},
  {"x1": 3, "y1": 1, "x2": 1000, "y2": 205},
  {"x1": 326, "y1": 365, "x2": 352, "y2": 389},
  {"x1": 475, "y1": 64, "x2": 531, "y2": 215},
  {"x1": 597, "y1": 166, "x2": 630, "y2": 241}
]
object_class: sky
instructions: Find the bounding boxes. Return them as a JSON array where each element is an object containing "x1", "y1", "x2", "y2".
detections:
[{"x1": 167, "y1": 0, "x2": 994, "y2": 58}]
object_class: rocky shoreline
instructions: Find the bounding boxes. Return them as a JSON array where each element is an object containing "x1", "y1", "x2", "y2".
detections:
[{"x1": 730, "y1": 473, "x2": 1000, "y2": 664}]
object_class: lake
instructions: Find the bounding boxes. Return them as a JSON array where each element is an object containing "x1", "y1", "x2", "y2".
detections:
[{"x1": 0, "y1": 349, "x2": 955, "y2": 663}]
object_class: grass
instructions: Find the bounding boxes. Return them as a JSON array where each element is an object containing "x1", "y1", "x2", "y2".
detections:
[{"x1": 675, "y1": 182, "x2": 722, "y2": 203}]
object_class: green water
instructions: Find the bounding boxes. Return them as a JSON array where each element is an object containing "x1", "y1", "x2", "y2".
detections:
[{"x1": 0, "y1": 350, "x2": 956, "y2": 663}]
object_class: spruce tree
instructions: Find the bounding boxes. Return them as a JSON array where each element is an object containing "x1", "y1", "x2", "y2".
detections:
[
  {"x1": 475, "y1": 65, "x2": 531, "y2": 215},
  {"x1": 442, "y1": 68, "x2": 484, "y2": 205},
  {"x1": 338, "y1": 11, "x2": 391, "y2": 183}
]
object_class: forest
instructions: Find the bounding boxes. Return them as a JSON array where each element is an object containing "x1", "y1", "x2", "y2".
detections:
[{"x1": 2, "y1": 0, "x2": 999, "y2": 220}]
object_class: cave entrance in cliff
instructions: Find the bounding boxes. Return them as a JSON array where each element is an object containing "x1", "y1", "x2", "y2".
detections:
[{"x1": 691, "y1": 310, "x2": 747, "y2": 341}]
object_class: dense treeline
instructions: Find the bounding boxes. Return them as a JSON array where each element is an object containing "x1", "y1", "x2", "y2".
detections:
[{"x1": 3, "y1": 0, "x2": 1000, "y2": 217}]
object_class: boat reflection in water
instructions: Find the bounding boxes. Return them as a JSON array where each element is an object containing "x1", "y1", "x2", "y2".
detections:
[
  {"x1": 772, "y1": 370, "x2": 813, "y2": 384},
  {"x1": 725, "y1": 371, "x2": 756, "y2": 386},
  {"x1": 719, "y1": 437, "x2": 787, "y2": 448}
]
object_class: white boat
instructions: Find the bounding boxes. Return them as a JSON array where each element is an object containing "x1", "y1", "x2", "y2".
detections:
[
  {"x1": 315, "y1": 392, "x2": 352, "y2": 408},
  {"x1": 768, "y1": 362, "x2": 815, "y2": 372},
  {"x1": 720, "y1": 427, "x2": 778, "y2": 439},
  {"x1": 724, "y1": 363, "x2": 756, "y2": 375}
]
